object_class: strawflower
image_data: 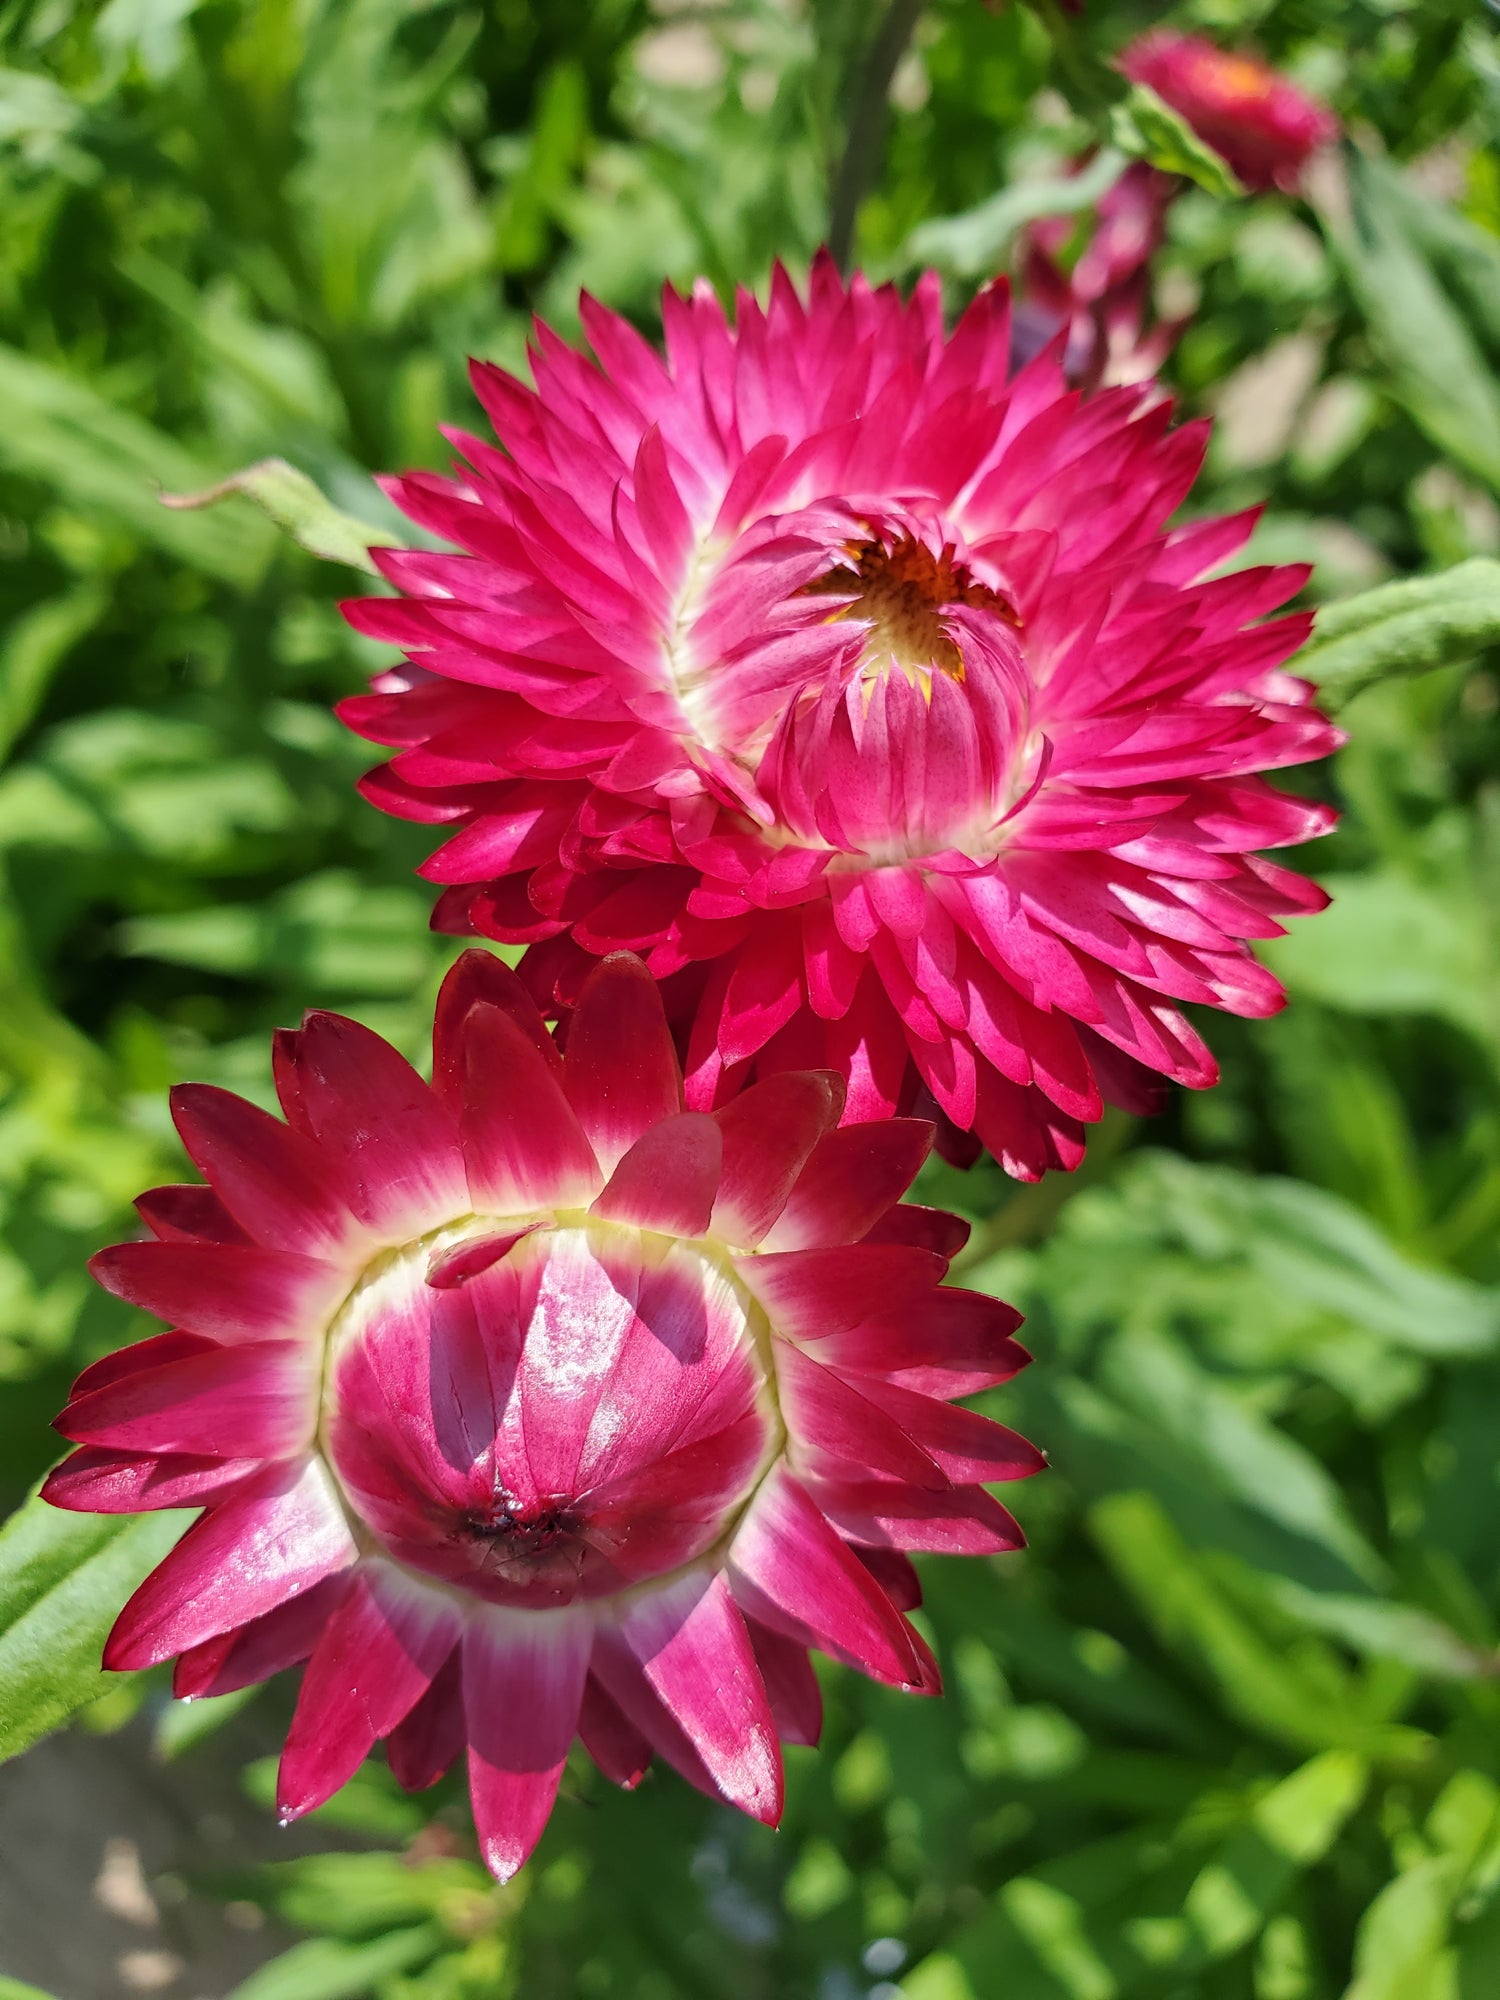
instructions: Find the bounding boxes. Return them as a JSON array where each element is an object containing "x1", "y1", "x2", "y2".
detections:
[
  {"x1": 342, "y1": 259, "x2": 1339, "y2": 1180},
  {"x1": 47, "y1": 951, "x2": 1037, "y2": 1881},
  {"x1": 1119, "y1": 30, "x2": 1338, "y2": 194}
]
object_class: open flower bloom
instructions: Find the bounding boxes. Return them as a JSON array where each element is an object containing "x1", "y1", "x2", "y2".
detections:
[
  {"x1": 341, "y1": 260, "x2": 1339, "y2": 1179},
  {"x1": 46, "y1": 951, "x2": 1036, "y2": 1881},
  {"x1": 1119, "y1": 31, "x2": 1338, "y2": 194}
]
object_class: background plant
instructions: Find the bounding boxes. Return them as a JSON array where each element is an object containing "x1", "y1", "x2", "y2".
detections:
[{"x1": 1, "y1": 1, "x2": 1499, "y2": 1996}]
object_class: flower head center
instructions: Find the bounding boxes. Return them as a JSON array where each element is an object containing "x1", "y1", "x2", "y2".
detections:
[
  {"x1": 808, "y1": 533, "x2": 1015, "y2": 690},
  {"x1": 1190, "y1": 49, "x2": 1274, "y2": 102},
  {"x1": 321, "y1": 1219, "x2": 779, "y2": 1610}
]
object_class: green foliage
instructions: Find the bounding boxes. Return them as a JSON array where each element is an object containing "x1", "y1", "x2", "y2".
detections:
[{"x1": 0, "y1": 1, "x2": 1497, "y2": 1997}]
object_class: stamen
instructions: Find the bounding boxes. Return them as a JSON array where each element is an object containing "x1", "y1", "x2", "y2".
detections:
[{"x1": 806, "y1": 533, "x2": 1019, "y2": 688}]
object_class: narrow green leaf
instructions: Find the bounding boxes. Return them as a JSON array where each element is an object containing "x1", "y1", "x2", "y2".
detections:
[
  {"x1": 0, "y1": 1486, "x2": 186, "y2": 1763},
  {"x1": 0, "y1": 346, "x2": 269, "y2": 587},
  {"x1": 160, "y1": 458, "x2": 387, "y2": 575},
  {"x1": 1109, "y1": 83, "x2": 1245, "y2": 199},
  {"x1": 0, "y1": 1979, "x2": 64, "y2": 2000},
  {"x1": 1296, "y1": 560, "x2": 1500, "y2": 708},
  {"x1": 1331, "y1": 152, "x2": 1500, "y2": 493},
  {"x1": 1347, "y1": 1859, "x2": 1461, "y2": 2000},
  {"x1": 0, "y1": 585, "x2": 108, "y2": 765},
  {"x1": 222, "y1": 1925, "x2": 444, "y2": 2000}
]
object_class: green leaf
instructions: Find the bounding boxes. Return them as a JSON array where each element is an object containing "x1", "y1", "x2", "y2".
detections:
[
  {"x1": 1296, "y1": 560, "x2": 1500, "y2": 709},
  {"x1": 1108, "y1": 84, "x2": 1245, "y2": 199},
  {"x1": 159, "y1": 458, "x2": 387, "y2": 575},
  {"x1": 0, "y1": 346, "x2": 270, "y2": 587},
  {"x1": 904, "y1": 147, "x2": 1127, "y2": 279},
  {"x1": 1347, "y1": 1858, "x2": 1461, "y2": 2000},
  {"x1": 0, "y1": 1979, "x2": 65, "y2": 2000},
  {"x1": 222, "y1": 1926, "x2": 444, "y2": 2000},
  {"x1": 0, "y1": 585, "x2": 109, "y2": 765},
  {"x1": 0, "y1": 1485, "x2": 186, "y2": 1763},
  {"x1": 1331, "y1": 152, "x2": 1500, "y2": 493},
  {"x1": 258, "y1": 1852, "x2": 492, "y2": 1941}
]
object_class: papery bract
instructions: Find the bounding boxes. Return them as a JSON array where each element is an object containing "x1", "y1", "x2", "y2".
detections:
[
  {"x1": 48, "y1": 952, "x2": 1035, "y2": 1881},
  {"x1": 341, "y1": 259, "x2": 1339, "y2": 1179},
  {"x1": 1119, "y1": 30, "x2": 1338, "y2": 194}
]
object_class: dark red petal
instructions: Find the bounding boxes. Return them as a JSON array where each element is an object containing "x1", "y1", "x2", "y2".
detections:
[
  {"x1": 433, "y1": 947, "x2": 558, "y2": 1111},
  {"x1": 775, "y1": 1343, "x2": 948, "y2": 1489},
  {"x1": 134, "y1": 1185, "x2": 251, "y2": 1246},
  {"x1": 463, "y1": 1612, "x2": 591, "y2": 1883},
  {"x1": 57, "y1": 1340, "x2": 317, "y2": 1461},
  {"x1": 709, "y1": 1072, "x2": 842, "y2": 1248},
  {"x1": 459, "y1": 1004, "x2": 601, "y2": 1213},
  {"x1": 726, "y1": 1469, "x2": 928, "y2": 1690},
  {"x1": 762, "y1": 1119, "x2": 933, "y2": 1252},
  {"x1": 746, "y1": 1616, "x2": 823, "y2": 1747},
  {"x1": 170, "y1": 1084, "x2": 358, "y2": 1257},
  {"x1": 578, "y1": 1678, "x2": 654, "y2": 1791},
  {"x1": 736, "y1": 1244, "x2": 946, "y2": 1340},
  {"x1": 861, "y1": 1203, "x2": 971, "y2": 1260},
  {"x1": 173, "y1": 1574, "x2": 351, "y2": 1698},
  {"x1": 609, "y1": 1573, "x2": 782, "y2": 1825},
  {"x1": 279, "y1": 1566, "x2": 461, "y2": 1820},
  {"x1": 563, "y1": 954, "x2": 684, "y2": 1174},
  {"x1": 103, "y1": 1460, "x2": 357, "y2": 1670},
  {"x1": 386, "y1": 1651, "x2": 466, "y2": 1793},
  {"x1": 41, "y1": 1447, "x2": 259, "y2": 1514},
  {"x1": 590, "y1": 1112, "x2": 722, "y2": 1237},
  {"x1": 89, "y1": 1241, "x2": 345, "y2": 1345},
  {"x1": 65, "y1": 1331, "x2": 218, "y2": 1401}
]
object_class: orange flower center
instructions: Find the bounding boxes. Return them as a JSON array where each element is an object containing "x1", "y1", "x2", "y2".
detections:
[{"x1": 808, "y1": 534, "x2": 1018, "y2": 686}]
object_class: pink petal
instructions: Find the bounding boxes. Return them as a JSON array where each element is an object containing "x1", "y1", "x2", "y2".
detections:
[
  {"x1": 463, "y1": 1610, "x2": 592, "y2": 1881},
  {"x1": 460, "y1": 1004, "x2": 602, "y2": 1213},
  {"x1": 860, "y1": 1204, "x2": 971, "y2": 1260},
  {"x1": 281, "y1": 1011, "x2": 467, "y2": 1238},
  {"x1": 709, "y1": 1071, "x2": 843, "y2": 1248},
  {"x1": 57, "y1": 1340, "x2": 317, "y2": 1461},
  {"x1": 818, "y1": 1289, "x2": 1028, "y2": 1399},
  {"x1": 135, "y1": 1185, "x2": 251, "y2": 1246},
  {"x1": 103, "y1": 1459, "x2": 357, "y2": 1671},
  {"x1": 761, "y1": 1119, "x2": 933, "y2": 1252},
  {"x1": 173, "y1": 1574, "x2": 350, "y2": 1698},
  {"x1": 169, "y1": 1085, "x2": 358, "y2": 1257},
  {"x1": 562, "y1": 953, "x2": 684, "y2": 1173},
  {"x1": 387, "y1": 1651, "x2": 466, "y2": 1792},
  {"x1": 41, "y1": 1447, "x2": 259, "y2": 1515},
  {"x1": 590, "y1": 1112, "x2": 722, "y2": 1237},
  {"x1": 88, "y1": 1242, "x2": 345, "y2": 1345},
  {"x1": 607, "y1": 1572, "x2": 782, "y2": 1824},
  {"x1": 851, "y1": 1376, "x2": 1047, "y2": 1483},
  {"x1": 736, "y1": 1244, "x2": 946, "y2": 1340},
  {"x1": 279, "y1": 1565, "x2": 462, "y2": 1819},
  {"x1": 578, "y1": 1676, "x2": 654, "y2": 1790},
  {"x1": 433, "y1": 947, "x2": 559, "y2": 1111},
  {"x1": 815, "y1": 1476, "x2": 1026, "y2": 1555},
  {"x1": 746, "y1": 1616, "x2": 822, "y2": 1747},
  {"x1": 726, "y1": 1468, "x2": 929, "y2": 1690},
  {"x1": 775, "y1": 1343, "x2": 947, "y2": 1488},
  {"x1": 66, "y1": 1331, "x2": 218, "y2": 1400}
]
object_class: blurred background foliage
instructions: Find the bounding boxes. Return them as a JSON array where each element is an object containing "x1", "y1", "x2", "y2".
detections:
[{"x1": 2, "y1": 0, "x2": 1500, "y2": 1996}]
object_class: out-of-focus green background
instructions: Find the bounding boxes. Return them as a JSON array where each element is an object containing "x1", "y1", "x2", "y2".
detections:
[{"x1": 1, "y1": 1, "x2": 1499, "y2": 1995}]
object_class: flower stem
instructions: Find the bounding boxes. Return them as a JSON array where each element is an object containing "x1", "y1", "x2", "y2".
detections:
[{"x1": 828, "y1": 0, "x2": 924, "y2": 271}]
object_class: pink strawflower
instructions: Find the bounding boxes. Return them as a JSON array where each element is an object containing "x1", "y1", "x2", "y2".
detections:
[
  {"x1": 1014, "y1": 161, "x2": 1187, "y2": 392},
  {"x1": 341, "y1": 261, "x2": 1339, "y2": 1180},
  {"x1": 1119, "y1": 31, "x2": 1338, "y2": 194},
  {"x1": 47, "y1": 951, "x2": 1036, "y2": 1881}
]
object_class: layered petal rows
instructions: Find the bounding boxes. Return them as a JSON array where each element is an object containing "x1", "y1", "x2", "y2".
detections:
[
  {"x1": 342, "y1": 258, "x2": 1339, "y2": 1179},
  {"x1": 49, "y1": 952, "x2": 1036, "y2": 1881}
]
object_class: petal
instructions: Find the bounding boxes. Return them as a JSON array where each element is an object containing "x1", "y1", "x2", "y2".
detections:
[
  {"x1": 279, "y1": 1565, "x2": 462, "y2": 1819},
  {"x1": 813, "y1": 1476, "x2": 1026, "y2": 1555},
  {"x1": 736, "y1": 1244, "x2": 946, "y2": 1340},
  {"x1": 57, "y1": 1340, "x2": 318, "y2": 1461},
  {"x1": 590, "y1": 1112, "x2": 722, "y2": 1237},
  {"x1": 464, "y1": 1609, "x2": 592, "y2": 1882},
  {"x1": 88, "y1": 1241, "x2": 345, "y2": 1346},
  {"x1": 850, "y1": 1376, "x2": 1047, "y2": 1483},
  {"x1": 387, "y1": 1650, "x2": 466, "y2": 1793},
  {"x1": 578, "y1": 1676, "x2": 654, "y2": 1791},
  {"x1": 726, "y1": 1468, "x2": 929, "y2": 1690},
  {"x1": 169, "y1": 1084, "x2": 358, "y2": 1257},
  {"x1": 103, "y1": 1459, "x2": 357, "y2": 1671},
  {"x1": 860, "y1": 1204, "x2": 971, "y2": 1259},
  {"x1": 135, "y1": 1185, "x2": 251, "y2": 1246},
  {"x1": 433, "y1": 947, "x2": 559, "y2": 1112},
  {"x1": 708, "y1": 1071, "x2": 843, "y2": 1248},
  {"x1": 608, "y1": 1571, "x2": 782, "y2": 1825},
  {"x1": 760, "y1": 1119, "x2": 933, "y2": 1252},
  {"x1": 41, "y1": 1447, "x2": 259, "y2": 1514},
  {"x1": 563, "y1": 953, "x2": 685, "y2": 1175},
  {"x1": 173, "y1": 1574, "x2": 351, "y2": 1698},
  {"x1": 775, "y1": 1342, "x2": 949, "y2": 1489},
  {"x1": 460, "y1": 1004, "x2": 602, "y2": 1213},
  {"x1": 283, "y1": 1011, "x2": 467, "y2": 1237},
  {"x1": 746, "y1": 1616, "x2": 822, "y2": 1748},
  {"x1": 66, "y1": 1331, "x2": 218, "y2": 1400},
  {"x1": 818, "y1": 1289, "x2": 1028, "y2": 1399}
]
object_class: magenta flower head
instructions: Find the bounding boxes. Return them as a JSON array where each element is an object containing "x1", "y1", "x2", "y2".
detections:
[
  {"x1": 46, "y1": 951, "x2": 1037, "y2": 1880},
  {"x1": 341, "y1": 261, "x2": 1339, "y2": 1179},
  {"x1": 1119, "y1": 31, "x2": 1338, "y2": 194}
]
